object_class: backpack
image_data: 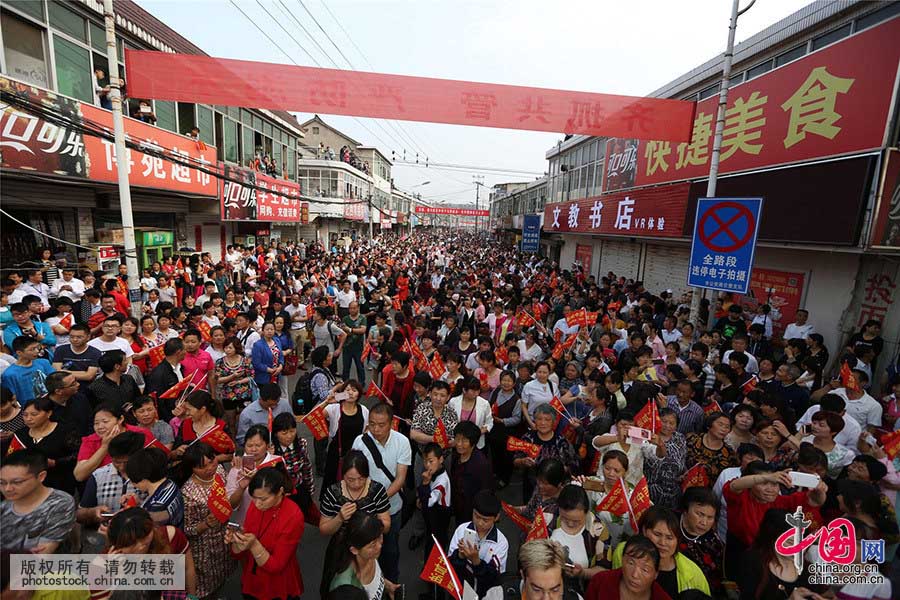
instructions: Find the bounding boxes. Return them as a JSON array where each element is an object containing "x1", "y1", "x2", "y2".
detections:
[{"x1": 292, "y1": 368, "x2": 319, "y2": 415}]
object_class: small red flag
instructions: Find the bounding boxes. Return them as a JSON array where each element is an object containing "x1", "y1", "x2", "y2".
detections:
[
  {"x1": 494, "y1": 346, "x2": 509, "y2": 365},
  {"x1": 634, "y1": 399, "x2": 662, "y2": 433},
  {"x1": 501, "y1": 501, "x2": 531, "y2": 532},
  {"x1": 306, "y1": 304, "x2": 315, "y2": 319},
  {"x1": 681, "y1": 463, "x2": 711, "y2": 491},
  {"x1": 491, "y1": 402, "x2": 499, "y2": 417},
  {"x1": 703, "y1": 399, "x2": 722, "y2": 416},
  {"x1": 362, "y1": 340, "x2": 372, "y2": 361},
  {"x1": 159, "y1": 371, "x2": 195, "y2": 399},
  {"x1": 840, "y1": 361, "x2": 861, "y2": 393},
  {"x1": 5, "y1": 434, "x2": 26, "y2": 456},
  {"x1": 392, "y1": 415, "x2": 401, "y2": 431},
  {"x1": 207, "y1": 474, "x2": 233, "y2": 523},
  {"x1": 148, "y1": 344, "x2": 166, "y2": 368},
  {"x1": 741, "y1": 374, "x2": 759, "y2": 395},
  {"x1": 143, "y1": 437, "x2": 170, "y2": 454},
  {"x1": 419, "y1": 539, "x2": 463, "y2": 600},
  {"x1": 267, "y1": 407, "x2": 273, "y2": 433},
  {"x1": 429, "y1": 353, "x2": 446, "y2": 380},
  {"x1": 434, "y1": 419, "x2": 450, "y2": 449},
  {"x1": 392, "y1": 297, "x2": 402, "y2": 311},
  {"x1": 629, "y1": 477, "x2": 653, "y2": 523},
  {"x1": 506, "y1": 436, "x2": 540, "y2": 459},
  {"x1": 881, "y1": 429, "x2": 900, "y2": 460},
  {"x1": 300, "y1": 403, "x2": 329, "y2": 441},
  {"x1": 526, "y1": 509, "x2": 549, "y2": 541},
  {"x1": 226, "y1": 307, "x2": 239, "y2": 320},
  {"x1": 596, "y1": 478, "x2": 629, "y2": 516},
  {"x1": 197, "y1": 320, "x2": 212, "y2": 343},
  {"x1": 366, "y1": 381, "x2": 390, "y2": 403},
  {"x1": 585, "y1": 311, "x2": 599, "y2": 327},
  {"x1": 413, "y1": 301, "x2": 422, "y2": 315},
  {"x1": 553, "y1": 328, "x2": 563, "y2": 343},
  {"x1": 58, "y1": 312, "x2": 74, "y2": 330}
]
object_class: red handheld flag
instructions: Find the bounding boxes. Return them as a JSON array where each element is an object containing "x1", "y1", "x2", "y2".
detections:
[
  {"x1": 880, "y1": 429, "x2": 900, "y2": 460},
  {"x1": 144, "y1": 437, "x2": 171, "y2": 454},
  {"x1": 526, "y1": 509, "x2": 550, "y2": 541},
  {"x1": 595, "y1": 478, "x2": 629, "y2": 516},
  {"x1": 199, "y1": 427, "x2": 236, "y2": 455},
  {"x1": 300, "y1": 403, "x2": 330, "y2": 441},
  {"x1": 703, "y1": 399, "x2": 722, "y2": 416},
  {"x1": 58, "y1": 312, "x2": 74, "y2": 330},
  {"x1": 494, "y1": 345, "x2": 509, "y2": 365},
  {"x1": 629, "y1": 477, "x2": 653, "y2": 523},
  {"x1": 362, "y1": 340, "x2": 372, "y2": 361},
  {"x1": 634, "y1": 399, "x2": 662, "y2": 433},
  {"x1": 175, "y1": 257, "x2": 184, "y2": 270},
  {"x1": 392, "y1": 297, "x2": 402, "y2": 311},
  {"x1": 148, "y1": 344, "x2": 166, "y2": 368},
  {"x1": 681, "y1": 463, "x2": 711, "y2": 491},
  {"x1": 501, "y1": 501, "x2": 531, "y2": 532},
  {"x1": 207, "y1": 474, "x2": 233, "y2": 523},
  {"x1": 5, "y1": 434, "x2": 26, "y2": 456},
  {"x1": 392, "y1": 415, "x2": 402, "y2": 431},
  {"x1": 429, "y1": 353, "x2": 446, "y2": 380},
  {"x1": 159, "y1": 371, "x2": 196, "y2": 399},
  {"x1": 420, "y1": 539, "x2": 463, "y2": 600},
  {"x1": 226, "y1": 307, "x2": 239, "y2": 320},
  {"x1": 741, "y1": 375, "x2": 759, "y2": 395},
  {"x1": 840, "y1": 361, "x2": 861, "y2": 393},
  {"x1": 506, "y1": 436, "x2": 541, "y2": 459},
  {"x1": 434, "y1": 419, "x2": 450, "y2": 449},
  {"x1": 197, "y1": 320, "x2": 212, "y2": 343}
]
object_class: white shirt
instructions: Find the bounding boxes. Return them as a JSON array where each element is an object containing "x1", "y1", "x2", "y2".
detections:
[
  {"x1": 713, "y1": 466, "x2": 742, "y2": 542},
  {"x1": 783, "y1": 322, "x2": 814, "y2": 341},
  {"x1": 820, "y1": 388, "x2": 882, "y2": 430},
  {"x1": 284, "y1": 303, "x2": 307, "y2": 330},
  {"x1": 448, "y1": 395, "x2": 493, "y2": 449},
  {"x1": 335, "y1": 289, "x2": 356, "y2": 308},
  {"x1": 796, "y1": 404, "x2": 862, "y2": 455},
  {"x1": 50, "y1": 277, "x2": 85, "y2": 301},
  {"x1": 17, "y1": 281, "x2": 51, "y2": 306},
  {"x1": 139, "y1": 277, "x2": 158, "y2": 292},
  {"x1": 722, "y1": 349, "x2": 760, "y2": 374},
  {"x1": 552, "y1": 318, "x2": 579, "y2": 341},
  {"x1": 517, "y1": 340, "x2": 544, "y2": 362},
  {"x1": 661, "y1": 329, "x2": 682, "y2": 345},
  {"x1": 201, "y1": 315, "x2": 221, "y2": 328},
  {"x1": 88, "y1": 336, "x2": 134, "y2": 357}
]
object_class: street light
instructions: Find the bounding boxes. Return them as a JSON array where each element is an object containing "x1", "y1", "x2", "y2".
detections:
[{"x1": 410, "y1": 181, "x2": 431, "y2": 188}]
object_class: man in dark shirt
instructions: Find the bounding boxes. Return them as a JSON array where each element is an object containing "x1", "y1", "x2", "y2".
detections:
[
  {"x1": 450, "y1": 421, "x2": 493, "y2": 524},
  {"x1": 44, "y1": 371, "x2": 92, "y2": 436},
  {"x1": 87, "y1": 350, "x2": 139, "y2": 411},
  {"x1": 145, "y1": 338, "x2": 186, "y2": 421},
  {"x1": 52, "y1": 324, "x2": 101, "y2": 392}
]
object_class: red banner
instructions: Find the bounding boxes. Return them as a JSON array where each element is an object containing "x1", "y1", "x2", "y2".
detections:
[
  {"x1": 526, "y1": 509, "x2": 550, "y2": 541},
  {"x1": 682, "y1": 463, "x2": 711, "y2": 491},
  {"x1": 870, "y1": 149, "x2": 900, "y2": 248},
  {"x1": 434, "y1": 419, "x2": 450, "y2": 449},
  {"x1": 630, "y1": 477, "x2": 652, "y2": 523},
  {"x1": 207, "y1": 474, "x2": 233, "y2": 523},
  {"x1": 159, "y1": 371, "x2": 195, "y2": 399},
  {"x1": 1, "y1": 77, "x2": 217, "y2": 196},
  {"x1": 740, "y1": 268, "x2": 806, "y2": 337},
  {"x1": 501, "y1": 501, "x2": 531, "y2": 533},
  {"x1": 575, "y1": 244, "x2": 593, "y2": 272},
  {"x1": 125, "y1": 50, "x2": 694, "y2": 141},
  {"x1": 543, "y1": 182, "x2": 690, "y2": 237},
  {"x1": 343, "y1": 200, "x2": 367, "y2": 221},
  {"x1": 615, "y1": 17, "x2": 900, "y2": 190},
  {"x1": 506, "y1": 436, "x2": 540, "y2": 459},
  {"x1": 429, "y1": 354, "x2": 447, "y2": 380},
  {"x1": 881, "y1": 430, "x2": 900, "y2": 460},
  {"x1": 703, "y1": 399, "x2": 723, "y2": 416},
  {"x1": 634, "y1": 399, "x2": 662, "y2": 433},
  {"x1": 596, "y1": 478, "x2": 629, "y2": 516},
  {"x1": 220, "y1": 164, "x2": 305, "y2": 222},
  {"x1": 415, "y1": 206, "x2": 490, "y2": 217},
  {"x1": 300, "y1": 403, "x2": 329, "y2": 441}
]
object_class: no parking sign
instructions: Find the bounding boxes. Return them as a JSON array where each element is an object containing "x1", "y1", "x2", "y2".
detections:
[{"x1": 688, "y1": 198, "x2": 763, "y2": 294}]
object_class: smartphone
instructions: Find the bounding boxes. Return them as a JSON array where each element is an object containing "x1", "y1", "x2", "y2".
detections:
[
  {"x1": 241, "y1": 455, "x2": 256, "y2": 471},
  {"x1": 100, "y1": 512, "x2": 116, "y2": 520},
  {"x1": 334, "y1": 391, "x2": 350, "y2": 403},
  {"x1": 627, "y1": 426, "x2": 652, "y2": 445},
  {"x1": 226, "y1": 521, "x2": 242, "y2": 531},
  {"x1": 652, "y1": 358, "x2": 664, "y2": 365},
  {"x1": 564, "y1": 562, "x2": 576, "y2": 569},
  {"x1": 788, "y1": 471, "x2": 820, "y2": 489},
  {"x1": 462, "y1": 528, "x2": 480, "y2": 549},
  {"x1": 863, "y1": 434, "x2": 878, "y2": 447}
]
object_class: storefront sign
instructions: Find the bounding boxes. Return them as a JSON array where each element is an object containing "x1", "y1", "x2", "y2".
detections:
[
  {"x1": 869, "y1": 149, "x2": 900, "y2": 248},
  {"x1": 741, "y1": 268, "x2": 806, "y2": 336},
  {"x1": 416, "y1": 206, "x2": 490, "y2": 217},
  {"x1": 0, "y1": 77, "x2": 218, "y2": 196},
  {"x1": 343, "y1": 200, "x2": 366, "y2": 221},
  {"x1": 142, "y1": 231, "x2": 173, "y2": 246},
  {"x1": 125, "y1": 51, "x2": 695, "y2": 141},
  {"x1": 605, "y1": 17, "x2": 900, "y2": 191},
  {"x1": 575, "y1": 244, "x2": 593, "y2": 272},
  {"x1": 605, "y1": 138, "x2": 639, "y2": 192},
  {"x1": 220, "y1": 164, "x2": 304, "y2": 222},
  {"x1": 543, "y1": 182, "x2": 690, "y2": 237},
  {"x1": 521, "y1": 214, "x2": 541, "y2": 252}
]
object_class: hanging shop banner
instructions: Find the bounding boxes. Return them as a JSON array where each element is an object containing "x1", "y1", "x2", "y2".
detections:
[
  {"x1": 416, "y1": 206, "x2": 490, "y2": 217},
  {"x1": 604, "y1": 16, "x2": 900, "y2": 191},
  {"x1": 543, "y1": 182, "x2": 690, "y2": 238},
  {"x1": 521, "y1": 214, "x2": 541, "y2": 252},
  {"x1": 869, "y1": 149, "x2": 900, "y2": 249},
  {"x1": 575, "y1": 244, "x2": 594, "y2": 272},
  {"x1": 343, "y1": 200, "x2": 367, "y2": 221},
  {"x1": 220, "y1": 164, "x2": 305, "y2": 222},
  {"x1": 124, "y1": 50, "x2": 695, "y2": 141},
  {"x1": 0, "y1": 77, "x2": 217, "y2": 196},
  {"x1": 740, "y1": 268, "x2": 806, "y2": 337}
]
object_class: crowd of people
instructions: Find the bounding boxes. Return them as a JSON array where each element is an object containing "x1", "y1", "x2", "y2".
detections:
[
  {"x1": 0, "y1": 230, "x2": 898, "y2": 600},
  {"x1": 310, "y1": 142, "x2": 371, "y2": 176}
]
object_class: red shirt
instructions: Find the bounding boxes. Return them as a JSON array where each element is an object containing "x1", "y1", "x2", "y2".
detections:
[
  {"x1": 181, "y1": 349, "x2": 215, "y2": 390},
  {"x1": 723, "y1": 480, "x2": 819, "y2": 547},
  {"x1": 233, "y1": 497, "x2": 305, "y2": 598},
  {"x1": 78, "y1": 424, "x2": 155, "y2": 465},
  {"x1": 586, "y1": 568, "x2": 671, "y2": 600}
]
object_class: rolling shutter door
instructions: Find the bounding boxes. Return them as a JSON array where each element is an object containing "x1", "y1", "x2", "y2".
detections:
[
  {"x1": 642, "y1": 244, "x2": 691, "y2": 297},
  {"x1": 599, "y1": 239, "x2": 641, "y2": 280},
  {"x1": 199, "y1": 224, "x2": 224, "y2": 261}
]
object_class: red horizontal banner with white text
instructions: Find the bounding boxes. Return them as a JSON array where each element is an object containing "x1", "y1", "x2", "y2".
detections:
[
  {"x1": 220, "y1": 163, "x2": 307, "y2": 223},
  {"x1": 604, "y1": 17, "x2": 900, "y2": 192},
  {"x1": 124, "y1": 51, "x2": 695, "y2": 141},
  {"x1": 416, "y1": 206, "x2": 490, "y2": 217},
  {"x1": 543, "y1": 182, "x2": 690, "y2": 237}
]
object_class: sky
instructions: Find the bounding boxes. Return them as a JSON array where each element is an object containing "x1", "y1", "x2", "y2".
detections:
[{"x1": 137, "y1": 0, "x2": 812, "y2": 207}]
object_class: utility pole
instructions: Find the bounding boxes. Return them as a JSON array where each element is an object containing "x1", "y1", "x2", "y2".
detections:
[
  {"x1": 689, "y1": 0, "x2": 755, "y2": 328},
  {"x1": 103, "y1": 0, "x2": 140, "y2": 317},
  {"x1": 367, "y1": 193, "x2": 374, "y2": 241},
  {"x1": 473, "y1": 175, "x2": 485, "y2": 233}
]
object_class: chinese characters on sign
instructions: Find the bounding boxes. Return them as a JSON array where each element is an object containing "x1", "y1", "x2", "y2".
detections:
[
  {"x1": 605, "y1": 17, "x2": 900, "y2": 191},
  {"x1": 740, "y1": 268, "x2": 806, "y2": 336},
  {"x1": 415, "y1": 206, "x2": 490, "y2": 217},
  {"x1": 856, "y1": 273, "x2": 896, "y2": 329},
  {"x1": 220, "y1": 164, "x2": 305, "y2": 223},
  {"x1": 521, "y1": 214, "x2": 541, "y2": 252},
  {"x1": 125, "y1": 50, "x2": 695, "y2": 141},
  {"x1": 9, "y1": 554, "x2": 186, "y2": 591},
  {"x1": 543, "y1": 183, "x2": 690, "y2": 238},
  {"x1": 604, "y1": 138, "x2": 638, "y2": 192},
  {"x1": 688, "y1": 198, "x2": 763, "y2": 295}
]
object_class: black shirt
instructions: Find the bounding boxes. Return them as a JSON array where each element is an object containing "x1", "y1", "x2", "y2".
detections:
[
  {"x1": 87, "y1": 374, "x2": 139, "y2": 411},
  {"x1": 49, "y1": 393, "x2": 93, "y2": 436}
]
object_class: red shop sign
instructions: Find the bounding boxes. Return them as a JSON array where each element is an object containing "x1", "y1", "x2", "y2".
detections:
[
  {"x1": 415, "y1": 206, "x2": 490, "y2": 217},
  {"x1": 612, "y1": 17, "x2": 900, "y2": 190},
  {"x1": 741, "y1": 268, "x2": 806, "y2": 336},
  {"x1": 220, "y1": 163, "x2": 303, "y2": 222},
  {"x1": 543, "y1": 182, "x2": 690, "y2": 238}
]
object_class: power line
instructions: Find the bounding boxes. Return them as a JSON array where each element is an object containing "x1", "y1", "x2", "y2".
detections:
[{"x1": 394, "y1": 160, "x2": 543, "y2": 177}]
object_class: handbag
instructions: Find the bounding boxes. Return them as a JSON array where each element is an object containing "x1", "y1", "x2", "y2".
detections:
[
  {"x1": 283, "y1": 352, "x2": 299, "y2": 376},
  {"x1": 361, "y1": 434, "x2": 416, "y2": 528}
]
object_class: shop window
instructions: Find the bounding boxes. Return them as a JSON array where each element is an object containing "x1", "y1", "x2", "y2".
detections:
[
  {"x1": 53, "y1": 35, "x2": 92, "y2": 102},
  {"x1": 746, "y1": 59, "x2": 772, "y2": 81},
  {"x1": 92, "y1": 51, "x2": 108, "y2": 85},
  {"x1": 241, "y1": 125, "x2": 254, "y2": 166},
  {"x1": 728, "y1": 72, "x2": 744, "y2": 88},
  {"x1": 812, "y1": 24, "x2": 851, "y2": 51},
  {"x1": 177, "y1": 102, "x2": 196, "y2": 134},
  {"x1": 89, "y1": 21, "x2": 105, "y2": 53},
  {"x1": 2, "y1": 12, "x2": 50, "y2": 88},
  {"x1": 223, "y1": 118, "x2": 238, "y2": 163},
  {"x1": 272, "y1": 142, "x2": 282, "y2": 174},
  {"x1": 241, "y1": 108, "x2": 252, "y2": 126},
  {"x1": 49, "y1": 1, "x2": 86, "y2": 42},
  {"x1": 699, "y1": 83, "x2": 719, "y2": 100},
  {"x1": 774, "y1": 44, "x2": 806, "y2": 67},
  {"x1": 156, "y1": 100, "x2": 177, "y2": 132},
  {"x1": 263, "y1": 121, "x2": 273, "y2": 138},
  {"x1": 857, "y1": 2, "x2": 900, "y2": 31},
  {"x1": 287, "y1": 149, "x2": 296, "y2": 180},
  {"x1": 197, "y1": 105, "x2": 214, "y2": 145},
  {"x1": 5, "y1": 0, "x2": 45, "y2": 21}
]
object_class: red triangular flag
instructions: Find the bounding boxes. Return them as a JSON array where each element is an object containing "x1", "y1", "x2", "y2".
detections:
[
  {"x1": 629, "y1": 477, "x2": 653, "y2": 523},
  {"x1": 159, "y1": 371, "x2": 195, "y2": 399},
  {"x1": 175, "y1": 257, "x2": 184, "y2": 270},
  {"x1": 206, "y1": 474, "x2": 232, "y2": 523},
  {"x1": 197, "y1": 320, "x2": 212, "y2": 342},
  {"x1": 840, "y1": 361, "x2": 861, "y2": 393},
  {"x1": 300, "y1": 404, "x2": 329, "y2": 441},
  {"x1": 634, "y1": 399, "x2": 662, "y2": 433},
  {"x1": 703, "y1": 399, "x2": 722, "y2": 416},
  {"x1": 494, "y1": 345, "x2": 509, "y2": 365},
  {"x1": 596, "y1": 478, "x2": 629, "y2": 516},
  {"x1": 365, "y1": 381, "x2": 390, "y2": 403},
  {"x1": 226, "y1": 307, "x2": 239, "y2": 320},
  {"x1": 501, "y1": 501, "x2": 531, "y2": 532},
  {"x1": 681, "y1": 463, "x2": 711, "y2": 491},
  {"x1": 5, "y1": 434, "x2": 26, "y2": 456},
  {"x1": 420, "y1": 539, "x2": 463, "y2": 600},
  {"x1": 429, "y1": 353, "x2": 446, "y2": 380},
  {"x1": 143, "y1": 437, "x2": 171, "y2": 455},
  {"x1": 434, "y1": 419, "x2": 450, "y2": 449},
  {"x1": 881, "y1": 429, "x2": 900, "y2": 460},
  {"x1": 362, "y1": 340, "x2": 371, "y2": 361},
  {"x1": 526, "y1": 509, "x2": 549, "y2": 541},
  {"x1": 58, "y1": 312, "x2": 74, "y2": 330},
  {"x1": 148, "y1": 344, "x2": 166, "y2": 368},
  {"x1": 413, "y1": 301, "x2": 422, "y2": 315},
  {"x1": 741, "y1": 374, "x2": 759, "y2": 395}
]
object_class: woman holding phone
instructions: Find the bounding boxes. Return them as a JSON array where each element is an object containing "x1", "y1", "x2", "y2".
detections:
[
  {"x1": 225, "y1": 425, "x2": 285, "y2": 524},
  {"x1": 321, "y1": 380, "x2": 369, "y2": 495}
]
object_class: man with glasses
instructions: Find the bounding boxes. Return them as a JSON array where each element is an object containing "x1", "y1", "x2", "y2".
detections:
[
  {"x1": 44, "y1": 370, "x2": 92, "y2": 436},
  {"x1": 0, "y1": 448, "x2": 76, "y2": 553},
  {"x1": 87, "y1": 315, "x2": 133, "y2": 359},
  {"x1": 87, "y1": 294, "x2": 124, "y2": 337}
]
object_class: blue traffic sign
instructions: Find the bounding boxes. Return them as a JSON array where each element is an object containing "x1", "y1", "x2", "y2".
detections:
[
  {"x1": 521, "y1": 214, "x2": 541, "y2": 253},
  {"x1": 687, "y1": 197, "x2": 763, "y2": 294}
]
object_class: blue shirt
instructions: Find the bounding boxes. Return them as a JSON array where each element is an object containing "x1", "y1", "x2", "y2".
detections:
[
  {"x1": 0, "y1": 359, "x2": 54, "y2": 405},
  {"x1": 352, "y1": 430, "x2": 412, "y2": 515},
  {"x1": 3, "y1": 321, "x2": 56, "y2": 359},
  {"x1": 235, "y1": 398, "x2": 292, "y2": 445},
  {"x1": 141, "y1": 479, "x2": 184, "y2": 528}
]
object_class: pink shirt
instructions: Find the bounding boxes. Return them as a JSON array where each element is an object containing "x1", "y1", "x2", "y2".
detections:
[
  {"x1": 78, "y1": 424, "x2": 155, "y2": 465},
  {"x1": 181, "y1": 349, "x2": 215, "y2": 390}
]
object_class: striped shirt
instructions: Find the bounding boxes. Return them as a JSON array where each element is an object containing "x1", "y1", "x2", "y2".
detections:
[{"x1": 320, "y1": 479, "x2": 391, "y2": 519}]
